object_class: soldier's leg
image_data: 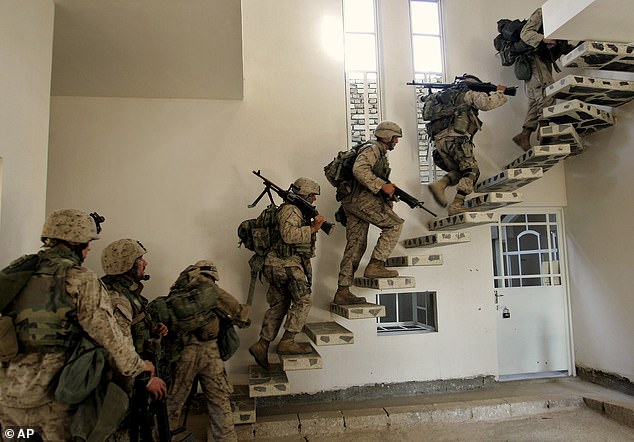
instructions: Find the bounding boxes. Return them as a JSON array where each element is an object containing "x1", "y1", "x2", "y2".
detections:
[
  {"x1": 259, "y1": 266, "x2": 292, "y2": 342},
  {"x1": 0, "y1": 401, "x2": 72, "y2": 441},
  {"x1": 198, "y1": 342, "x2": 236, "y2": 442},
  {"x1": 283, "y1": 267, "x2": 312, "y2": 333},
  {"x1": 449, "y1": 139, "x2": 479, "y2": 215},
  {"x1": 337, "y1": 210, "x2": 369, "y2": 287},
  {"x1": 167, "y1": 343, "x2": 200, "y2": 432}
]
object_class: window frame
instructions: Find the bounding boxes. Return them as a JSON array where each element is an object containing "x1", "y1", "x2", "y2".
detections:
[{"x1": 376, "y1": 291, "x2": 438, "y2": 335}]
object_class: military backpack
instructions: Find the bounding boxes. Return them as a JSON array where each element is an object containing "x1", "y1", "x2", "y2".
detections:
[{"x1": 422, "y1": 87, "x2": 480, "y2": 138}]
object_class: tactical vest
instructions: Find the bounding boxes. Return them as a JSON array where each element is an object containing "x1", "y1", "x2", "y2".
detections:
[
  {"x1": 424, "y1": 87, "x2": 481, "y2": 138},
  {"x1": 370, "y1": 142, "x2": 391, "y2": 182},
  {"x1": 272, "y1": 203, "x2": 316, "y2": 259},
  {"x1": 6, "y1": 248, "x2": 81, "y2": 353},
  {"x1": 101, "y1": 275, "x2": 153, "y2": 355}
]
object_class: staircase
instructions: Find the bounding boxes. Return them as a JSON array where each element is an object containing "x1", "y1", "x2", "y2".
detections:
[{"x1": 236, "y1": 40, "x2": 634, "y2": 429}]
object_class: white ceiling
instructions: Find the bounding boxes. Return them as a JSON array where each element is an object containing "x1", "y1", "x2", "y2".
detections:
[{"x1": 51, "y1": 0, "x2": 243, "y2": 99}]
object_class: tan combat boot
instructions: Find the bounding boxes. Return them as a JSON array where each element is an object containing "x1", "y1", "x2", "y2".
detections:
[
  {"x1": 447, "y1": 194, "x2": 468, "y2": 216},
  {"x1": 363, "y1": 258, "x2": 398, "y2": 278},
  {"x1": 249, "y1": 338, "x2": 270, "y2": 370},
  {"x1": 429, "y1": 176, "x2": 450, "y2": 207},
  {"x1": 276, "y1": 331, "x2": 313, "y2": 355},
  {"x1": 333, "y1": 286, "x2": 366, "y2": 305},
  {"x1": 512, "y1": 128, "x2": 533, "y2": 152}
]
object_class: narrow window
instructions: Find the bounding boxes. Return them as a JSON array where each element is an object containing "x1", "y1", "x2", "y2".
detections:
[
  {"x1": 343, "y1": 0, "x2": 382, "y2": 145},
  {"x1": 376, "y1": 291, "x2": 437, "y2": 334}
]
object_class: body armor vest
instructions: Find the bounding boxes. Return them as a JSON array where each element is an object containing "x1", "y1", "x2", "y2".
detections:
[
  {"x1": 272, "y1": 203, "x2": 316, "y2": 259},
  {"x1": 8, "y1": 248, "x2": 81, "y2": 353}
]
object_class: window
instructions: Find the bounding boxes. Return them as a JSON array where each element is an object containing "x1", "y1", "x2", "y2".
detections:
[
  {"x1": 491, "y1": 213, "x2": 562, "y2": 288},
  {"x1": 343, "y1": 0, "x2": 382, "y2": 145},
  {"x1": 409, "y1": 0, "x2": 445, "y2": 183},
  {"x1": 376, "y1": 291, "x2": 437, "y2": 334}
]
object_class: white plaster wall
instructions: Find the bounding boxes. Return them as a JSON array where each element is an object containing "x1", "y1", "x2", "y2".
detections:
[
  {"x1": 0, "y1": 0, "x2": 54, "y2": 266},
  {"x1": 47, "y1": 0, "x2": 568, "y2": 393}
]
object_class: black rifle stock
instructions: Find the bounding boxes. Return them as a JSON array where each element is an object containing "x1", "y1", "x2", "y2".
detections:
[
  {"x1": 250, "y1": 170, "x2": 334, "y2": 235},
  {"x1": 407, "y1": 81, "x2": 516, "y2": 97},
  {"x1": 384, "y1": 184, "x2": 436, "y2": 217}
]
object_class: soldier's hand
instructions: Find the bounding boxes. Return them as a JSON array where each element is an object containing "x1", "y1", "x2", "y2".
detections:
[
  {"x1": 311, "y1": 215, "x2": 326, "y2": 232},
  {"x1": 143, "y1": 360, "x2": 156, "y2": 377},
  {"x1": 496, "y1": 85, "x2": 506, "y2": 93},
  {"x1": 146, "y1": 376, "x2": 167, "y2": 400},
  {"x1": 155, "y1": 322, "x2": 169, "y2": 337},
  {"x1": 382, "y1": 182, "x2": 396, "y2": 198}
]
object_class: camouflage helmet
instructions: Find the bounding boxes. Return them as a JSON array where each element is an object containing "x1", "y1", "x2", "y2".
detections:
[
  {"x1": 101, "y1": 239, "x2": 147, "y2": 275},
  {"x1": 41, "y1": 209, "x2": 100, "y2": 243},
  {"x1": 459, "y1": 73, "x2": 482, "y2": 84},
  {"x1": 190, "y1": 260, "x2": 219, "y2": 281},
  {"x1": 374, "y1": 121, "x2": 402, "y2": 139},
  {"x1": 292, "y1": 177, "x2": 320, "y2": 196}
]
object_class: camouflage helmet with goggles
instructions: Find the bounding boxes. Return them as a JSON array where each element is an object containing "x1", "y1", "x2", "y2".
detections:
[
  {"x1": 190, "y1": 260, "x2": 219, "y2": 281},
  {"x1": 41, "y1": 209, "x2": 101, "y2": 244},
  {"x1": 458, "y1": 73, "x2": 482, "y2": 84},
  {"x1": 292, "y1": 177, "x2": 320, "y2": 197},
  {"x1": 102, "y1": 239, "x2": 147, "y2": 275},
  {"x1": 374, "y1": 121, "x2": 403, "y2": 139}
]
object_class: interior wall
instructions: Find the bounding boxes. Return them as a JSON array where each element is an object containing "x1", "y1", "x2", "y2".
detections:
[
  {"x1": 47, "y1": 0, "x2": 567, "y2": 393},
  {"x1": 0, "y1": 0, "x2": 54, "y2": 266}
]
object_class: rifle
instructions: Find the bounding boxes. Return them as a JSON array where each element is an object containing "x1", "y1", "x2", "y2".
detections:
[
  {"x1": 384, "y1": 184, "x2": 437, "y2": 217},
  {"x1": 250, "y1": 170, "x2": 334, "y2": 235},
  {"x1": 407, "y1": 78, "x2": 517, "y2": 96}
]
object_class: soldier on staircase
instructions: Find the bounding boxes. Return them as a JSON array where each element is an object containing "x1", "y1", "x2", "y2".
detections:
[
  {"x1": 332, "y1": 121, "x2": 405, "y2": 305},
  {"x1": 249, "y1": 177, "x2": 326, "y2": 369},
  {"x1": 427, "y1": 75, "x2": 508, "y2": 215}
]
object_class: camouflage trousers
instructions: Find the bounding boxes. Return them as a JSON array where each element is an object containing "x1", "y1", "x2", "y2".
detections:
[
  {"x1": 433, "y1": 136, "x2": 479, "y2": 196},
  {"x1": 0, "y1": 400, "x2": 74, "y2": 441},
  {"x1": 167, "y1": 340, "x2": 236, "y2": 442},
  {"x1": 523, "y1": 57, "x2": 555, "y2": 131},
  {"x1": 259, "y1": 264, "x2": 312, "y2": 341},
  {"x1": 338, "y1": 193, "x2": 404, "y2": 286}
]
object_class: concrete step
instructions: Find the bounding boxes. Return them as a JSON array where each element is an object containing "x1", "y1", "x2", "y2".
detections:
[
  {"x1": 279, "y1": 347, "x2": 322, "y2": 371},
  {"x1": 248, "y1": 364, "x2": 291, "y2": 398},
  {"x1": 505, "y1": 144, "x2": 571, "y2": 172},
  {"x1": 428, "y1": 212, "x2": 498, "y2": 231},
  {"x1": 232, "y1": 398, "x2": 256, "y2": 425},
  {"x1": 543, "y1": 99, "x2": 615, "y2": 136},
  {"x1": 330, "y1": 302, "x2": 386, "y2": 319},
  {"x1": 475, "y1": 168, "x2": 543, "y2": 193},
  {"x1": 584, "y1": 396, "x2": 634, "y2": 429},
  {"x1": 538, "y1": 124, "x2": 584, "y2": 156},
  {"x1": 546, "y1": 74, "x2": 634, "y2": 108},
  {"x1": 353, "y1": 276, "x2": 416, "y2": 289},
  {"x1": 561, "y1": 41, "x2": 634, "y2": 73},
  {"x1": 402, "y1": 232, "x2": 471, "y2": 249},
  {"x1": 386, "y1": 254, "x2": 443, "y2": 267},
  {"x1": 465, "y1": 192, "x2": 522, "y2": 212},
  {"x1": 303, "y1": 321, "x2": 354, "y2": 346}
]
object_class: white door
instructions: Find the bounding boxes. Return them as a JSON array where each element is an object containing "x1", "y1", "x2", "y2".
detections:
[{"x1": 492, "y1": 211, "x2": 573, "y2": 379}]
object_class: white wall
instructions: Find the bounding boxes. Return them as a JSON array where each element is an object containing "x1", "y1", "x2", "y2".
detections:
[
  {"x1": 47, "y1": 0, "x2": 568, "y2": 392},
  {"x1": 0, "y1": 0, "x2": 54, "y2": 266}
]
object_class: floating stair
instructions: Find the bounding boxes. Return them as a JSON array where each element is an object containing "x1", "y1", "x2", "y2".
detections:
[
  {"x1": 330, "y1": 302, "x2": 386, "y2": 319},
  {"x1": 505, "y1": 144, "x2": 571, "y2": 171},
  {"x1": 464, "y1": 192, "x2": 522, "y2": 211},
  {"x1": 546, "y1": 74, "x2": 634, "y2": 107},
  {"x1": 429, "y1": 212, "x2": 498, "y2": 231},
  {"x1": 475, "y1": 168, "x2": 543, "y2": 193},
  {"x1": 386, "y1": 254, "x2": 443, "y2": 266},
  {"x1": 279, "y1": 347, "x2": 323, "y2": 371},
  {"x1": 353, "y1": 276, "x2": 416, "y2": 289},
  {"x1": 232, "y1": 399, "x2": 256, "y2": 425},
  {"x1": 538, "y1": 124, "x2": 584, "y2": 155},
  {"x1": 561, "y1": 41, "x2": 634, "y2": 72},
  {"x1": 248, "y1": 364, "x2": 291, "y2": 398},
  {"x1": 304, "y1": 321, "x2": 354, "y2": 346},
  {"x1": 542, "y1": 99, "x2": 615, "y2": 135},
  {"x1": 402, "y1": 232, "x2": 471, "y2": 248}
]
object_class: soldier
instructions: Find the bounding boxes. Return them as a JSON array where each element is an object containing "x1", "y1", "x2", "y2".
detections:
[
  {"x1": 249, "y1": 177, "x2": 326, "y2": 368},
  {"x1": 154, "y1": 261, "x2": 249, "y2": 442},
  {"x1": 427, "y1": 75, "x2": 508, "y2": 214},
  {"x1": 332, "y1": 121, "x2": 405, "y2": 305},
  {"x1": 100, "y1": 239, "x2": 168, "y2": 438},
  {"x1": 0, "y1": 209, "x2": 151, "y2": 441}
]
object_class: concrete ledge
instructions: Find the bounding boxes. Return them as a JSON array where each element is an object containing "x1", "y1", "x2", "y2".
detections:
[
  {"x1": 299, "y1": 410, "x2": 345, "y2": 435},
  {"x1": 251, "y1": 413, "x2": 299, "y2": 440},
  {"x1": 384, "y1": 404, "x2": 433, "y2": 428},
  {"x1": 584, "y1": 396, "x2": 634, "y2": 429},
  {"x1": 342, "y1": 408, "x2": 389, "y2": 431}
]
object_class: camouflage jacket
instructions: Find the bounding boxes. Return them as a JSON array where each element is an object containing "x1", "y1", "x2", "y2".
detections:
[{"x1": 264, "y1": 203, "x2": 315, "y2": 272}]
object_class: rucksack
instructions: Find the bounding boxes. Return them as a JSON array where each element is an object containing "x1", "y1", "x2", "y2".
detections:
[
  {"x1": 323, "y1": 141, "x2": 370, "y2": 201},
  {"x1": 421, "y1": 87, "x2": 476, "y2": 138},
  {"x1": 493, "y1": 18, "x2": 534, "y2": 68}
]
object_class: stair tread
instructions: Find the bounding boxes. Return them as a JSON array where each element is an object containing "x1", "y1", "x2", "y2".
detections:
[
  {"x1": 330, "y1": 302, "x2": 386, "y2": 319},
  {"x1": 304, "y1": 321, "x2": 354, "y2": 346},
  {"x1": 386, "y1": 255, "x2": 443, "y2": 266},
  {"x1": 538, "y1": 124, "x2": 584, "y2": 156},
  {"x1": 402, "y1": 232, "x2": 471, "y2": 248},
  {"x1": 543, "y1": 99, "x2": 615, "y2": 136},
  {"x1": 475, "y1": 168, "x2": 543, "y2": 193},
  {"x1": 429, "y1": 212, "x2": 498, "y2": 231},
  {"x1": 505, "y1": 144, "x2": 571, "y2": 171},
  {"x1": 278, "y1": 347, "x2": 323, "y2": 371},
  {"x1": 465, "y1": 191, "x2": 522, "y2": 211},
  {"x1": 561, "y1": 41, "x2": 634, "y2": 73},
  {"x1": 546, "y1": 74, "x2": 634, "y2": 107}
]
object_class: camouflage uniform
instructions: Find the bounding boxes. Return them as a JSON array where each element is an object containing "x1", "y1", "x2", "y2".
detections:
[
  {"x1": 433, "y1": 90, "x2": 508, "y2": 195},
  {"x1": 0, "y1": 248, "x2": 145, "y2": 442},
  {"x1": 259, "y1": 203, "x2": 315, "y2": 341},
  {"x1": 337, "y1": 140, "x2": 404, "y2": 287},
  {"x1": 520, "y1": 8, "x2": 555, "y2": 131}
]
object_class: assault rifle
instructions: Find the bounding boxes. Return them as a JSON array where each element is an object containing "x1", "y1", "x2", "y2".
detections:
[
  {"x1": 250, "y1": 170, "x2": 334, "y2": 235},
  {"x1": 407, "y1": 77, "x2": 517, "y2": 96},
  {"x1": 385, "y1": 183, "x2": 437, "y2": 217}
]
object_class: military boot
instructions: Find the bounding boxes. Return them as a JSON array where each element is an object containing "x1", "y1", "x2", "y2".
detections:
[
  {"x1": 429, "y1": 176, "x2": 450, "y2": 207},
  {"x1": 276, "y1": 331, "x2": 313, "y2": 355},
  {"x1": 447, "y1": 194, "x2": 468, "y2": 216},
  {"x1": 333, "y1": 286, "x2": 366, "y2": 305},
  {"x1": 249, "y1": 338, "x2": 270, "y2": 370},
  {"x1": 363, "y1": 258, "x2": 398, "y2": 278},
  {"x1": 512, "y1": 128, "x2": 533, "y2": 152}
]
